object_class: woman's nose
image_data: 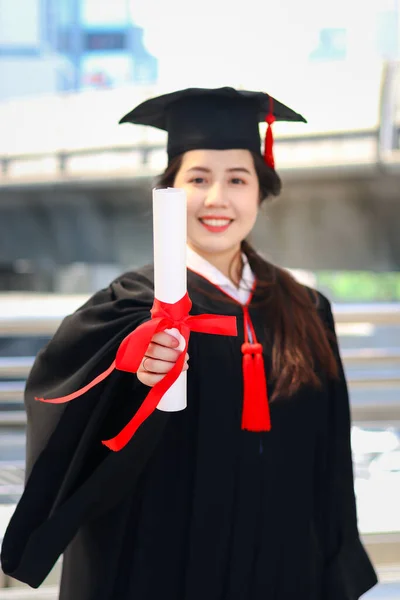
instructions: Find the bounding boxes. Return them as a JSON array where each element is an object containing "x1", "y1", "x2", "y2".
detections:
[{"x1": 204, "y1": 183, "x2": 228, "y2": 208}]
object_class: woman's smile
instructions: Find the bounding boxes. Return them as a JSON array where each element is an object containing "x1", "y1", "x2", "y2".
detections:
[{"x1": 198, "y1": 216, "x2": 234, "y2": 233}]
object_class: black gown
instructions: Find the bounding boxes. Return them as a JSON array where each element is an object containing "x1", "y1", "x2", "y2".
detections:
[{"x1": 1, "y1": 265, "x2": 378, "y2": 600}]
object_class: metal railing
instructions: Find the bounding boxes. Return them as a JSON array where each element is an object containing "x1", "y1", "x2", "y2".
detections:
[
  {"x1": 0, "y1": 128, "x2": 390, "y2": 181},
  {"x1": 1, "y1": 299, "x2": 400, "y2": 332},
  {"x1": 0, "y1": 301, "x2": 399, "y2": 424}
]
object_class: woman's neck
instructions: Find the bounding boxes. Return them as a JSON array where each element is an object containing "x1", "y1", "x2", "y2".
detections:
[{"x1": 188, "y1": 243, "x2": 243, "y2": 287}]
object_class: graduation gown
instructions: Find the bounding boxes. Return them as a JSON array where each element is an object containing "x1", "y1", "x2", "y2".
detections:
[{"x1": 0, "y1": 265, "x2": 378, "y2": 600}]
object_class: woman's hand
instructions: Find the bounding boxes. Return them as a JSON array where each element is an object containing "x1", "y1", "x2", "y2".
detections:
[{"x1": 137, "y1": 331, "x2": 189, "y2": 387}]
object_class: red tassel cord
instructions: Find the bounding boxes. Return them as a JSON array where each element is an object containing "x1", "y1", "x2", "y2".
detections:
[
  {"x1": 241, "y1": 306, "x2": 271, "y2": 431},
  {"x1": 184, "y1": 271, "x2": 271, "y2": 434},
  {"x1": 264, "y1": 95, "x2": 276, "y2": 170}
]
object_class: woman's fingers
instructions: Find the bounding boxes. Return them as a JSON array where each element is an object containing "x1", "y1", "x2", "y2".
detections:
[
  {"x1": 141, "y1": 352, "x2": 189, "y2": 374},
  {"x1": 136, "y1": 331, "x2": 188, "y2": 387},
  {"x1": 146, "y1": 341, "x2": 181, "y2": 363},
  {"x1": 137, "y1": 361, "x2": 188, "y2": 387},
  {"x1": 141, "y1": 356, "x2": 174, "y2": 375},
  {"x1": 137, "y1": 359, "x2": 189, "y2": 388},
  {"x1": 151, "y1": 331, "x2": 181, "y2": 348}
]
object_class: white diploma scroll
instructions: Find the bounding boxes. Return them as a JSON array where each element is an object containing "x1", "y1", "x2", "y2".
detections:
[{"x1": 152, "y1": 187, "x2": 187, "y2": 412}]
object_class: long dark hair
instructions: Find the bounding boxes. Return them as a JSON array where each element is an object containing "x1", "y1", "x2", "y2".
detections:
[{"x1": 157, "y1": 152, "x2": 338, "y2": 400}]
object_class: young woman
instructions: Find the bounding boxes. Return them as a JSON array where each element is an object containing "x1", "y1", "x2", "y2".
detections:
[{"x1": 1, "y1": 87, "x2": 377, "y2": 600}]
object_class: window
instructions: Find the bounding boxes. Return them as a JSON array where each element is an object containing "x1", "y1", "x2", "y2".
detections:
[
  {"x1": 376, "y1": 10, "x2": 398, "y2": 59},
  {"x1": 84, "y1": 31, "x2": 127, "y2": 52}
]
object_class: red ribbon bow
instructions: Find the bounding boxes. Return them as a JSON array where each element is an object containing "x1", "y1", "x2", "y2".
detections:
[{"x1": 37, "y1": 292, "x2": 237, "y2": 451}]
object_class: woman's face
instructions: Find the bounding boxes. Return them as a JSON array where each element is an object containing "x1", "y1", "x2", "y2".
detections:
[{"x1": 173, "y1": 149, "x2": 260, "y2": 263}]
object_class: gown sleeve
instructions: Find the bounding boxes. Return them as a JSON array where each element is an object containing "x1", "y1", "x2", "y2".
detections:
[
  {"x1": 317, "y1": 295, "x2": 378, "y2": 599},
  {"x1": 0, "y1": 271, "x2": 171, "y2": 588}
]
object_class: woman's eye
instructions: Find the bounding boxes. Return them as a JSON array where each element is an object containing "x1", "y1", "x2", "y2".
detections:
[
  {"x1": 189, "y1": 177, "x2": 205, "y2": 184},
  {"x1": 231, "y1": 178, "x2": 245, "y2": 185}
]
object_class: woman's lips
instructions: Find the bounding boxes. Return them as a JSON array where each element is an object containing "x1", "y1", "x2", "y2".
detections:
[{"x1": 199, "y1": 218, "x2": 233, "y2": 233}]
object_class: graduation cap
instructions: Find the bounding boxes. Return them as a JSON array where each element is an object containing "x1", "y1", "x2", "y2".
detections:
[{"x1": 119, "y1": 87, "x2": 307, "y2": 170}]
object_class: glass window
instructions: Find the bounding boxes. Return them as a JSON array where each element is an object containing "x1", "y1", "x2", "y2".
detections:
[
  {"x1": 82, "y1": 0, "x2": 130, "y2": 27},
  {"x1": 309, "y1": 28, "x2": 347, "y2": 61},
  {"x1": 81, "y1": 53, "x2": 132, "y2": 88},
  {"x1": 376, "y1": 10, "x2": 398, "y2": 59},
  {"x1": 84, "y1": 31, "x2": 127, "y2": 52},
  {"x1": 0, "y1": 0, "x2": 40, "y2": 46},
  {"x1": 57, "y1": 0, "x2": 76, "y2": 27}
]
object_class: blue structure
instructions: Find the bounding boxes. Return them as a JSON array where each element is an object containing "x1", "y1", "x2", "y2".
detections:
[
  {"x1": 56, "y1": 0, "x2": 158, "y2": 90},
  {"x1": 0, "y1": 0, "x2": 158, "y2": 99}
]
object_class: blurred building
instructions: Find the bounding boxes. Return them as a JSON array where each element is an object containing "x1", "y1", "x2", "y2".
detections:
[
  {"x1": 0, "y1": 0, "x2": 158, "y2": 100},
  {"x1": 308, "y1": 0, "x2": 399, "y2": 63}
]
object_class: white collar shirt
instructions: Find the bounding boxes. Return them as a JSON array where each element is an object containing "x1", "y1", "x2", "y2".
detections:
[{"x1": 186, "y1": 245, "x2": 255, "y2": 306}]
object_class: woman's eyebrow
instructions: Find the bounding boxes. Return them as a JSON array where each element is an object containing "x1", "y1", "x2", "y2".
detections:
[
  {"x1": 227, "y1": 167, "x2": 251, "y2": 174},
  {"x1": 186, "y1": 166, "x2": 251, "y2": 174},
  {"x1": 186, "y1": 166, "x2": 211, "y2": 173}
]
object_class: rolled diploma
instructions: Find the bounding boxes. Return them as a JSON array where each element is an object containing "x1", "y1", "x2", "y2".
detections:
[{"x1": 152, "y1": 187, "x2": 187, "y2": 412}]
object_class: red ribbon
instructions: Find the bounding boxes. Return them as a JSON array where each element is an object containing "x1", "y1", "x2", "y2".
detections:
[{"x1": 36, "y1": 292, "x2": 237, "y2": 451}]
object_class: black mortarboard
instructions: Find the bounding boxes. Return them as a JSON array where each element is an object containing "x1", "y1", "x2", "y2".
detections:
[{"x1": 119, "y1": 87, "x2": 307, "y2": 169}]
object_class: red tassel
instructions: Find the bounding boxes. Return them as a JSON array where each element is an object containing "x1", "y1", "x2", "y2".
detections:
[
  {"x1": 241, "y1": 343, "x2": 270, "y2": 431},
  {"x1": 242, "y1": 350, "x2": 255, "y2": 428},
  {"x1": 264, "y1": 96, "x2": 276, "y2": 170}
]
